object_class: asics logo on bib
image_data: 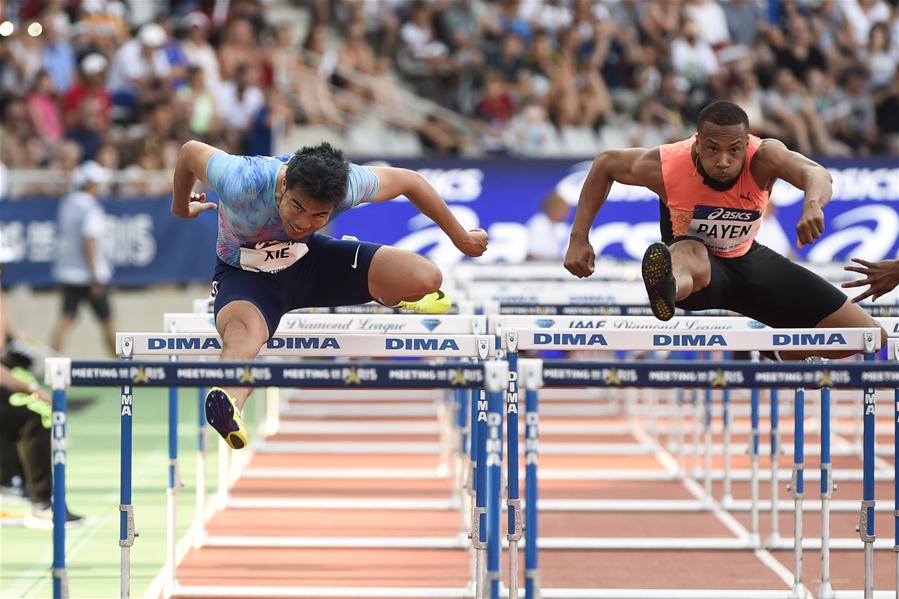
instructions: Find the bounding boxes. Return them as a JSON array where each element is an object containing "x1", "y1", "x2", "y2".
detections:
[{"x1": 707, "y1": 208, "x2": 754, "y2": 221}]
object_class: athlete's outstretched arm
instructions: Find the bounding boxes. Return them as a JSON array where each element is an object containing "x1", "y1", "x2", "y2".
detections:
[
  {"x1": 368, "y1": 166, "x2": 488, "y2": 257},
  {"x1": 754, "y1": 139, "x2": 832, "y2": 248},
  {"x1": 172, "y1": 140, "x2": 220, "y2": 219},
  {"x1": 842, "y1": 258, "x2": 899, "y2": 303},
  {"x1": 565, "y1": 148, "x2": 659, "y2": 277}
]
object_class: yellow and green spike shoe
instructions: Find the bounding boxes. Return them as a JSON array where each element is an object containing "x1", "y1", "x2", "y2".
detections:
[{"x1": 397, "y1": 289, "x2": 452, "y2": 314}]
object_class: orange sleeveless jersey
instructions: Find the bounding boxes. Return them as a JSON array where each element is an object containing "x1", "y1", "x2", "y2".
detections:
[{"x1": 660, "y1": 134, "x2": 768, "y2": 258}]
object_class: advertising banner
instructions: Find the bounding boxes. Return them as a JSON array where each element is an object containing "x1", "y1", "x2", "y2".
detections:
[{"x1": 1, "y1": 157, "x2": 895, "y2": 286}]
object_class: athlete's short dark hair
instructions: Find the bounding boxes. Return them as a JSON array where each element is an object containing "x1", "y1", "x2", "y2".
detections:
[
  {"x1": 697, "y1": 101, "x2": 749, "y2": 134},
  {"x1": 284, "y1": 142, "x2": 349, "y2": 206}
]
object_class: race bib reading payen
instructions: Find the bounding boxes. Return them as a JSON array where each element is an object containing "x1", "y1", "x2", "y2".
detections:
[
  {"x1": 686, "y1": 205, "x2": 762, "y2": 253},
  {"x1": 239, "y1": 241, "x2": 308, "y2": 273}
]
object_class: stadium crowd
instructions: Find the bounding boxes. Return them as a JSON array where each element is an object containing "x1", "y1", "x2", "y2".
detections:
[{"x1": 0, "y1": 0, "x2": 897, "y2": 198}]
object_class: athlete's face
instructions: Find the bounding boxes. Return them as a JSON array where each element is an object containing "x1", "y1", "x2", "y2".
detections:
[
  {"x1": 695, "y1": 123, "x2": 749, "y2": 186},
  {"x1": 278, "y1": 183, "x2": 335, "y2": 239}
]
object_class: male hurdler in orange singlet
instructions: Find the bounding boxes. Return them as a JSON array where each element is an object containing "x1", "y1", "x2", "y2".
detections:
[{"x1": 564, "y1": 101, "x2": 886, "y2": 359}]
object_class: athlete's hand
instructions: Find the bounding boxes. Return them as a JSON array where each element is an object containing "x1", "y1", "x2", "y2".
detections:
[
  {"x1": 564, "y1": 237, "x2": 595, "y2": 278},
  {"x1": 183, "y1": 192, "x2": 217, "y2": 219},
  {"x1": 842, "y1": 258, "x2": 899, "y2": 303},
  {"x1": 455, "y1": 229, "x2": 488, "y2": 257},
  {"x1": 795, "y1": 202, "x2": 825, "y2": 248}
]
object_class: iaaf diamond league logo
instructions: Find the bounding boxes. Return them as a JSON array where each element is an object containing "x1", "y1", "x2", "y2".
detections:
[{"x1": 420, "y1": 319, "x2": 441, "y2": 331}]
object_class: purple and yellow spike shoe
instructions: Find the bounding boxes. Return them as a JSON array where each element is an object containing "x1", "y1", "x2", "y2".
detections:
[{"x1": 205, "y1": 387, "x2": 248, "y2": 450}]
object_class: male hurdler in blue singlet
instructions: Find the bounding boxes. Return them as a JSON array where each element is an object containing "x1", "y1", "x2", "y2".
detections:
[{"x1": 172, "y1": 141, "x2": 488, "y2": 449}]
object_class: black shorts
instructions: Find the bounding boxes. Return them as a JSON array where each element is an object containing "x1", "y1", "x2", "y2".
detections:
[
  {"x1": 673, "y1": 240, "x2": 847, "y2": 328},
  {"x1": 60, "y1": 284, "x2": 112, "y2": 320},
  {"x1": 212, "y1": 233, "x2": 382, "y2": 339}
]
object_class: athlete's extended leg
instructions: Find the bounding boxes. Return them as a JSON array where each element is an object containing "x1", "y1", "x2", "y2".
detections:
[
  {"x1": 205, "y1": 300, "x2": 269, "y2": 449},
  {"x1": 779, "y1": 299, "x2": 888, "y2": 360},
  {"x1": 642, "y1": 239, "x2": 712, "y2": 320},
  {"x1": 368, "y1": 246, "x2": 448, "y2": 313}
]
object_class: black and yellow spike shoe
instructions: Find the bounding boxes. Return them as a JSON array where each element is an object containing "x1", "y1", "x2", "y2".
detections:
[
  {"x1": 205, "y1": 387, "x2": 248, "y2": 450},
  {"x1": 641, "y1": 242, "x2": 677, "y2": 321}
]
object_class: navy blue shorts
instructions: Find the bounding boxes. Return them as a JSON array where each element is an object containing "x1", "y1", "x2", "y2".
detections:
[{"x1": 212, "y1": 234, "x2": 382, "y2": 338}]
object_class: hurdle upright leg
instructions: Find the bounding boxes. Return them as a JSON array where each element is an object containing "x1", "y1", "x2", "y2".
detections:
[
  {"x1": 47, "y1": 358, "x2": 71, "y2": 599},
  {"x1": 505, "y1": 334, "x2": 522, "y2": 599},
  {"x1": 818, "y1": 383, "x2": 835, "y2": 599},
  {"x1": 472, "y1": 386, "x2": 489, "y2": 598},
  {"x1": 789, "y1": 387, "x2": 806, "y2": 598},
  {"x1": 722, "y1": 384, "x2": 732, "y2": 505},
  {"x1": 767, "y1": 388, "x2": 782, "y2": 547},
  {"x1": 485, "y1": 360, "x2": 508, "y2": 599},
  {"x1": 194, "y1": 387, "x2": 207, "y2": 547},
  {"x1": 520, "y1": 359, "x2": 543, "y2": 599},
  {"x1": 467, "y1": 386, "x2": 481, "y2": 596},
  {"x1": 749, "y1": 352, "x2": 761, "y2": 547},
  {"x1": 692, "y1": 389, "x2": 701, "y2": 478},
  {"x1": 894, "y1": 382, "x2": 898, "y2": 599},
  {"x1": 165, "y1": 378, "x2": 180, "y2": 597},
  {"x1": 119, "y1": 338, "x2": 138, "y2": 599},
  {"x1": 861, "y1": 351, "x2": 877, "y2": 599},
  {"x1": 703, "y1": 385, "x2": 713, "y2": 505}
]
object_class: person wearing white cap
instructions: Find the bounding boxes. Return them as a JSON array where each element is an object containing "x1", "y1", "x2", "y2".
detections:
[
  {"x1": 106, "y1": 22, "x2": 172, "y2": 116},
  {"x1": 49, "y1": 161, "x2": 117, "y2": 356}
]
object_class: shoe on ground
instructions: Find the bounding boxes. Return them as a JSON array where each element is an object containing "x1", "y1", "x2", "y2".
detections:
[
  {"x1": 641, "y1": 242, "x2": 677, "y2": 321},
  {"x1": 23, "y1": 502, "x2": 85, "y2": 529},
  {"x1": 205, "y1": 387, "x2": 248, "y2": 450},
  {"x1": 397, "y1": 289, "x2": 452, "y2": 314}
]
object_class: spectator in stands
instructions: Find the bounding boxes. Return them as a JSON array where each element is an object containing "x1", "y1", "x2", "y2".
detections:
[
  {"x1": 179, "y1": 11, "x2": 221, "y2": 94},
  {"x1": 722, "y1": 0, "x2": 764, "y2": 47},
  {"x1": 176, "y1": 65, "x2": 220, "y2": 138},
  {"x1": 217, "y1": 17, "x2": 259, "y2": 83},
  {"x1": 26, "y1": 70, "x2": 63, "y2": 142},
  {"x1": 476, "y1": 69, "x2": 516, "y2": 152},
  {"x1": 864, "y1": 22, "x2": 898, "y2": 90},
  {"x1": 215, "y1": 63, "x2": 265, "y2": 152},
  {"x1": 762, "y1": 68, "x2": 814, "y2": 155},
  {"x1": 4, "y1": 28, "x2": 44, "y2": 92},
  {"x1": 875, "y1": 72, "x2": 899, "y2": 153},
  {"x1": 40, "y1": 18, "x2": 76, "y2": 93},
  {"x1": 63, "y1": 53, "x2": 112, "y2": 133},
  {"x1": 842, "y1": 0, "x2": 891, "y2": 48},
  {"x1": 49, "y1": 161, "x2": 116, "y2": 356},
  {"x1": 831, "y1": 66, "x2": 879, "y2": 154},
  {"x1": 628, "y1": 98, "x2": 680, "y2": 148},
  {"x1": 505, "y1": 102, "x2": 557, "y2": 156},
  {"x1": 106, "y1": 22, "x2": 172, "y2": 119},
  {"x1": 684, "y1": 0, "x2": 731, "y2": 48},
  {"x1": 671, "y1": 20, "x2": 721, "y2": 91}
]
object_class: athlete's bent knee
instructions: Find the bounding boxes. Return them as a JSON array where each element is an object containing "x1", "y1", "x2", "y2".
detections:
[{"x1": 411, "y1": 262, "x2": 442, "y2": 296}]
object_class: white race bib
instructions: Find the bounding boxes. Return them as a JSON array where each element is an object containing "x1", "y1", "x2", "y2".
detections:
[
  {"x1": 687, "y1": 205, "x2": 762, "y2": 253},
  {"x1": 239, "y1": 241, "x2": 308, "y2": 273}
]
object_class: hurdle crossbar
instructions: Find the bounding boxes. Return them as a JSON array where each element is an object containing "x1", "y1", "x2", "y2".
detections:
[{"x1": 117, "y1": 332, "x2": 494, "y2": 358}]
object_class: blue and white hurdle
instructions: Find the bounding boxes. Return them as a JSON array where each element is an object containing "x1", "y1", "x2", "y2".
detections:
[
  {"x1": 500, "y1": 326, "x2": 892, "y2": 599},
  {"x1": 47, "y1": 330, "x2": 505, "y2": 599}
]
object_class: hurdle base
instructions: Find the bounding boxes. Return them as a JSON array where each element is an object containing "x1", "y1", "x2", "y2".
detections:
[
  {"x1": 817, "y1": 581, "x2": 835, "y2": 599},
  {"x1": 790, "y1": 582, "x2": 807, "y2": 599}
]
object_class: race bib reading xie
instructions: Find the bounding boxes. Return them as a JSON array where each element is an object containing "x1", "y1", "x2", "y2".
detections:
[{"x1": 239, "y1": 241, "x2": 308, "y2": 273}]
